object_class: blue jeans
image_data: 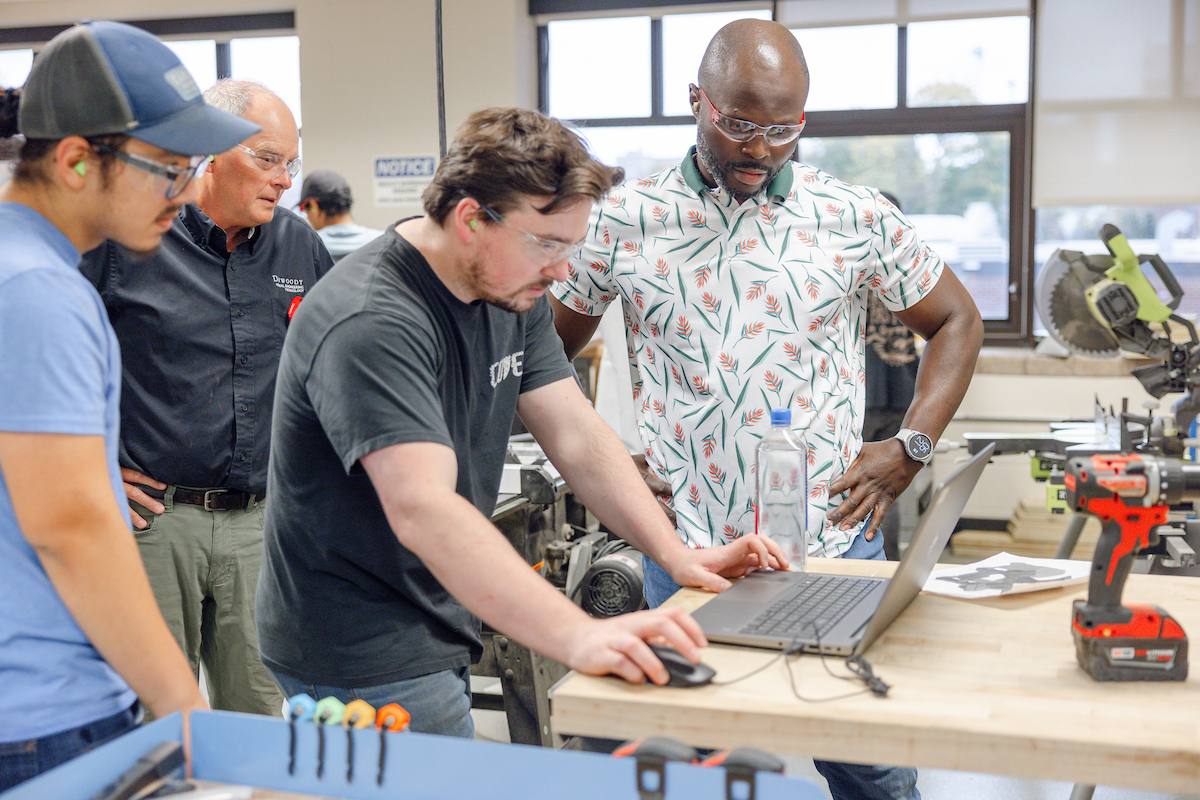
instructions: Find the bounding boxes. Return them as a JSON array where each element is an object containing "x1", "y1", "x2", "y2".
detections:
[
  {"x1": 643, "y1": 528, "x2": 920, "y2": 800},
  {"x1": 270, "y1": 667, "x2": 474, "y2": 739},
  {"x1": 0, "y1": 704, "x2": 138, "y2": 792}
]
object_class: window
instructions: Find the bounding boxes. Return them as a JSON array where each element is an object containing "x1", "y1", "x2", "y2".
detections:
[
  {"x1": 538, "y1": 3, "x2": 1033, "y2": 342},
  {"x1": 799, "y1": 131, "x2": 1012, "y2": 320},
  {"x1": 163, "y1": 40, "x2": 218, "y2": 95},
  {"x1": 0, "y1": 48, "x2": 32, "y2": 88},
  {"x1": 797, "y1": 25, "x2": 898, "y2": 111}
]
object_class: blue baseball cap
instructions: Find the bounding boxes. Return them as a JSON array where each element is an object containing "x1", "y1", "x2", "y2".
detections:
[{"x1": 18, "y1": 20, "x2": 259, "y2": 156}]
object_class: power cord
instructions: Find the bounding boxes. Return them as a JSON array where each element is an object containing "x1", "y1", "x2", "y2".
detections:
[{"x1": 711, "y1": 621, "x2": 891, "y2": 701}]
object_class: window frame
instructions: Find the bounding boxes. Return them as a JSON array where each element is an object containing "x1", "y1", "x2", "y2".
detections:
[
  {"x1": 536, "y1": 6, "x2": 1036, "y2": 345},
  {"x1": 0, "y1": 13, "x2": 297, "y2": 81}
]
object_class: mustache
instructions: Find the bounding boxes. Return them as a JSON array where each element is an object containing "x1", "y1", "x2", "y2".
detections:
[{"x1": 728, "y1": 160, "x2": 769, "y2": 172}]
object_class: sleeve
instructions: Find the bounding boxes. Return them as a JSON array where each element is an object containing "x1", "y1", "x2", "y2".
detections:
[
  {"x1": 305, "y1": 310, "x2": 454, "y2": 474},
  {"x1": 870, "y1": 190, "x2": 945, "y2": 313},
  {"x1": 0, "y1": 271, "x2": 110, "y2": 436},
  {"x1": 517, "y1": 297, "x2": 580, "y2": 395},
  {"x1": 551, "y1": 201, "x2": 619, "y2": 318}
]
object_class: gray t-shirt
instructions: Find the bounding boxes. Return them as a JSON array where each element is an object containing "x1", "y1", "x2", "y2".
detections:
[{"x1": 257, "y1": 226, "x2": 576, "y2": 686}]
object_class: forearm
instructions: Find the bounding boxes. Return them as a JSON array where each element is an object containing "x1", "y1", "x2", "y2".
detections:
[
  {"x1": 36, "y1": 514, "x2": 205, "y2": 717},
  {"x1": 3, "y1": 433, "x2": 205, "y2": 717},
  {"x1": 383, "y1": 488, "x2": 599, "y2": 665}
]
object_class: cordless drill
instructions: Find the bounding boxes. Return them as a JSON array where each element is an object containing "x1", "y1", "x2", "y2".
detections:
[{"x1": 1063, "y1": 453, "x2": 1196, "y2": 681}]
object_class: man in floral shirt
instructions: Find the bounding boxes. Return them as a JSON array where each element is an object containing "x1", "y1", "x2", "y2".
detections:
[{"x1": 552, "y1": 19, "x2": 982, "y2": 799}]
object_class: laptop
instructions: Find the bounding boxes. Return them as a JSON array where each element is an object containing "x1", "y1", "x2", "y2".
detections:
[{"x1": 692, "y1": 442, "x2": 994, "y2": 657}]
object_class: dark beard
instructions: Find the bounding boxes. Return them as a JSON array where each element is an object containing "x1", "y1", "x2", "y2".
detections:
[{"x1": 695, "y1": 130, "x2": 788, "y2": 204}]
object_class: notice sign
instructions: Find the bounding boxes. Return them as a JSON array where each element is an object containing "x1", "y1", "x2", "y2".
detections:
[{"x1": 374, "y1": 155, "x2": 437, "y2": 206}]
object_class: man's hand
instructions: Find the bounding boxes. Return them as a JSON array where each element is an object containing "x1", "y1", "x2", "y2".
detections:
[
  {"x1": 663, "y1": 534, "x2": 789, "y2": 592},
  {"x1": 121, "y1": 468, "x2": 165, "y2": 530},
  {"x1": 565, "y1": 606, "x2": 707, "y2": 685},
  {"x1": 826, "y1": 439, "x2": 921, "y2": 540}
]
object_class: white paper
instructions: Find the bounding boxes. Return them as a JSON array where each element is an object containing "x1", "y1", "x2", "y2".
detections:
[{"x1": 923, "y1": 551, "x2": 1089, "y2": 598}]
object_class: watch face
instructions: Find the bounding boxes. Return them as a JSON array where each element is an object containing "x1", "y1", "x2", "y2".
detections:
[{"x1": 907, "y1": 432, "x2": 933, "y2": 461}]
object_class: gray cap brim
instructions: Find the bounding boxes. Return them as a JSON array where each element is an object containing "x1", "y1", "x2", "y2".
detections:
[{"x1": 131, "y1": 100, "x2": 261, "y2": 157}]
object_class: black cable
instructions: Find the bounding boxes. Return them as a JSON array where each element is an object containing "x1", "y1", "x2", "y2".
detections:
[
  {"x1": 712, "y1": 621, "x2": 890, "y2": 701},
  {"x1": 346, "y1": 714, "x2": 358, "y2": 783},
  {"x1": 316, "y1": 711, "x2": 329, "y2": 779},
  {"x1": 377, "y1": 725, "x2": 386, "y2": 786},
  {"x1": 287, "y1": 708, "x2": 300, "y2": 775}
]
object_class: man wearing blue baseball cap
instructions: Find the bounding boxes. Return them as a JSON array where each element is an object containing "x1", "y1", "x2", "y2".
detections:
[{"x1": 0, "y1": 20, "x2": 258, "y2": 789}]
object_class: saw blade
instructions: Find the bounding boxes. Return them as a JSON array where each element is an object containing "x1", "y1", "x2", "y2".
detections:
[{"x1": 1036, "y1": 249, "x2": 1121, "y2": 358}]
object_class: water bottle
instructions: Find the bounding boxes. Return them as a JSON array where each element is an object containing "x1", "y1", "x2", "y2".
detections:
[{"x1": 755, "y1": 408, "x2": 808, "y2": 570}]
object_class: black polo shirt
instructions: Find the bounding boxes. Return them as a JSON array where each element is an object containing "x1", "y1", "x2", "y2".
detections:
[{"x1": 80, "y1": 205, "x2": 334, "y2": 494}]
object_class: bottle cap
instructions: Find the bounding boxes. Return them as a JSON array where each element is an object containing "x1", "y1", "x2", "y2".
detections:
[{"x1": 770, "y1": 408, "x2": 791, "y2": 426}]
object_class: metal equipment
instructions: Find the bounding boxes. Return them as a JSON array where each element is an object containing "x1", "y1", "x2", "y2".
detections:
[{"x1": 1037, "y1": 223, "x2": 1200, "y2": 434}]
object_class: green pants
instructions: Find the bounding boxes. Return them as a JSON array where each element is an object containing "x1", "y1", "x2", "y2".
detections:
[{"x1": 132, "y1": 488, "x2": 283, "y2": 716}]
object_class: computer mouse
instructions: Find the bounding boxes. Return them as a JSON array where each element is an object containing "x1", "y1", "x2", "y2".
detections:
[{"x1": 648, "y1": 643, "x2": 716, "y2": 688}]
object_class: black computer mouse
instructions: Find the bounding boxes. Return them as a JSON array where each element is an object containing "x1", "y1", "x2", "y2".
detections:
[{"x1": 648, "y1": 643, "x2": 716, "y2": 688}]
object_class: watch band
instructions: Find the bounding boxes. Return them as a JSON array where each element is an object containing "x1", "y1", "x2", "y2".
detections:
[{"x1": 894, "y1": 428, "x2": 934, "y2": 465}]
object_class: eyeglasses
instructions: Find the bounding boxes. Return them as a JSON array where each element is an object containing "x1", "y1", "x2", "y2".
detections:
[
  {"x1": 94, "y1": 145, "x2": 211, "y2": 200},
  {"x1": 234, "y1": 144, "x2": 302, "y2": 179},
  {"x1": 477, "y1": 203, "x2": 586, "y2": 265},
  {"x1": 696, "y1": 86, "x2": 805, "y2": 147}
]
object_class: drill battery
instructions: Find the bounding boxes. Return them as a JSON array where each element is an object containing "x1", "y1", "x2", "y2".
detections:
[{"x1": 1071, "y1": 600, "x2": 1188, "y2": 681}]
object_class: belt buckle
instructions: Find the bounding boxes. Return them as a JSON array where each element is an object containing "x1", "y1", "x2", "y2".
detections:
[{"x1": 203, "y1": 489, "x2": 232, "y2": 511}]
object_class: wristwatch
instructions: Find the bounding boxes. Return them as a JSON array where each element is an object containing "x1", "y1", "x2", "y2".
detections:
[{"x1": 894, "y1": 429, "x2": 934, "y2": 465}]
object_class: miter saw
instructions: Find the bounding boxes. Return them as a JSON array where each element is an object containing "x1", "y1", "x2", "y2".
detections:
[{"x1": 1037, "y1": 223, "x2": 1200, "y2": 435}]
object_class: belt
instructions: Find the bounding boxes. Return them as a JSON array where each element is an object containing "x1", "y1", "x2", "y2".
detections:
[{"x1": 170, "y1": 487, "x2": 262, "y2": 511}]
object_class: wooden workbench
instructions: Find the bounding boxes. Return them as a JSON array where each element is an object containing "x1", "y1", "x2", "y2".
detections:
[{"x1": 550, "y1": 558, "x2": 1200, "y2": 794}]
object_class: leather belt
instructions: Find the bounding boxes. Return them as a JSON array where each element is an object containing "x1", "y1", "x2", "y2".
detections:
[{"x1": 171, "y1": 487, "x2": 261, "y2": 511}]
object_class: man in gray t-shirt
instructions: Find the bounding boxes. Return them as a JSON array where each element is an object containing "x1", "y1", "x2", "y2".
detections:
[{"x1": 257, "y1": 108, "x2": 788, "y2": 737}]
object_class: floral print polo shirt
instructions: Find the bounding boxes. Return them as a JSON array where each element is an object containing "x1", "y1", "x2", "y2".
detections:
[{"x1": 553, "y1": 147, "x2": 944, "y2": 556}]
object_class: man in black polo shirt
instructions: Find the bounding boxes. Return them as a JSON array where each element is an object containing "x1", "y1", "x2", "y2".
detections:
[
  {"x1": 81, "y1": 80, "x2": 333, "y2": 716},
  {"x1": 256, "y1": 108, "x2": 787, "y2": 737}
]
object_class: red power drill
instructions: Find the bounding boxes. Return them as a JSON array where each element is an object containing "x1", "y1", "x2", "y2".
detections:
[{"x1": 1063, "y1": 453, "x2": 1194, "y2": 681}]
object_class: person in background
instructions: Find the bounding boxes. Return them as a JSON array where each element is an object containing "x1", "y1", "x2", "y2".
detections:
[
  {"x1": 863, "y1": 191, "x2": 923, "y2": 562},
  {"x1": 0, "y1": 21, "x2": 257, "y2": 789},
  {"x1": 551, "y1": 19, "x2": 983, "y2": 800},
  {"x1": 80, "y1": 79, "x2": 334, "y2": 717},
  {"x1": 256, "y1": 108, "x2": 787, "y2": 738},
  {"x1": 298, "y1": 169, "x2": 384, "y2": 260}
]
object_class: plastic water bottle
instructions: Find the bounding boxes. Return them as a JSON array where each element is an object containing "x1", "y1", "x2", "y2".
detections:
[{"x1": 755, "y1": 408, "x2": 808, "y2": 570}]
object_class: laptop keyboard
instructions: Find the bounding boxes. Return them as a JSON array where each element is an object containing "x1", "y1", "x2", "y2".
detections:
[{"x1": 742, "y1": 574, "x2": 878, "y2": 640}]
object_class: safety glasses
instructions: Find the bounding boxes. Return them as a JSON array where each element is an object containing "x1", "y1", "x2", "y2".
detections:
[
  {"x1": 94, "y1": 145, "x2": 211, "y2": 200},
  {"x1": 696, "y1": 86, "x2": 805, "y2": 147},
  {"x1": 235, "y1": 144, "x2": 302, "y2": 180},
  {"x1": 477, "y1": 202, "x2": 585, "y2": 265}
]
